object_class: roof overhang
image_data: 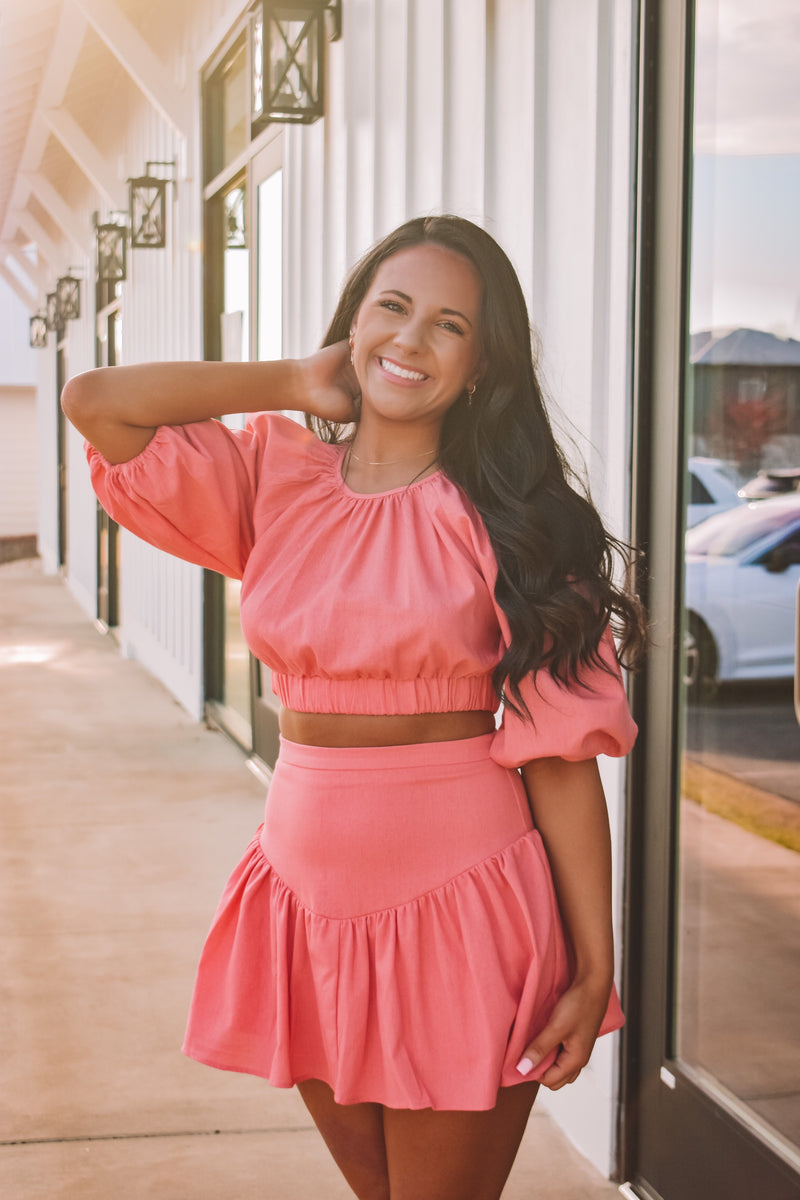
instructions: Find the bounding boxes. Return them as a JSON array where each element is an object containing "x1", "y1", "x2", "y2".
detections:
[{"x1": 0, "y1": 0, "x2": 191, "y2": 310}]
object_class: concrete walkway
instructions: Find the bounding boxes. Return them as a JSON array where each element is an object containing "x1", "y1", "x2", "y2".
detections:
[{"x1": 0, "y1": 559, "x2": 620, "y2": 1200}]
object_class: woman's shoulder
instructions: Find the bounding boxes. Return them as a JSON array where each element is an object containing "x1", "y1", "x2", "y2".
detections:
[
  {"x1": 248, "y1": 410, "x2": 336, "y2": 466},
  {"x1": 422, "y1": 472, "x2": 498, "y2": 569}
]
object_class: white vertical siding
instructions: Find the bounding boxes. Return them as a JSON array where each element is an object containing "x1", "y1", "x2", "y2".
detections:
[
  {"x1": 406, "y1": 0, "x2": 445, "y2": 216},
  {"x1": 484, "y1": 0, "x2": 536, "y2": 299},
  {"x1": 372, "y1": 0, "x2": 409, "y2": 235},
  {"x1": 441, "y1": 0, "x2": 487, "y2": 217}
]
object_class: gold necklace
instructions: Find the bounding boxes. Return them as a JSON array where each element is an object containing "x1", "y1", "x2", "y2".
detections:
[{"x1": 349, "y1": 446, "x2": 439, "y2": 467}]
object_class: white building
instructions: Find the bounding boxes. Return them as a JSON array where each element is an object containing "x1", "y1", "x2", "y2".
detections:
[
  {"x1": 2, "y1": 3, "x2": 796, "y2": 1197},
  {"x1": 0, "y1": 275, "x2": 38, "y2": 559}
]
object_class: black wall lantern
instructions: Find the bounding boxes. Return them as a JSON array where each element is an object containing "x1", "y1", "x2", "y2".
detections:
[
  {"x1": 129, "y1": 161, "x2": 176, "y2": 249},
  {"x1": 96, "y1": 220, "x2": 127, "y2": 284},
  {"x1": 56, "y1": 273, "x2": 81, "y2": 322},
  {"x1": 250, "y1": 1, "x2": 342, "y2": 135},
  {"x1": 29, "y1": 313, "x2": 48, "y2": 348}
]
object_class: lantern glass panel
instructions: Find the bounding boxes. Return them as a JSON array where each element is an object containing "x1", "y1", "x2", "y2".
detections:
[
  {"x1": 97, "y1": 224, "x2": 127, "y2": 284},
  {"x1": 225, "y1": 186, "x2": 247, "y2": 249},
  {"x1": 267, "y1": 12, "x2": 321, "y2": 119},
  {"x1": 56, "y1": 276, "x2": 80, "y2": 321},
  {"x1": 45, "y1": 292, "x2": 62, "y2": 332},
  {"x1": 222, "y1": 39, "x2": 249, "y2": 164},
  {"x1": 29, "y1": 315, "x2": 48, "y2": 348},
  {"x1": 130, "y1": 178, "x2": 167, "y2": 248},
  {"x1": 252, "y1": 10, "x2": 265, "y2": 121}
]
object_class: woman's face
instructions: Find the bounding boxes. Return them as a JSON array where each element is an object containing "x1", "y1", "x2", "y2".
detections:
[{"x1": 350, "y1": 243, "x2": 484, "y2": 434}]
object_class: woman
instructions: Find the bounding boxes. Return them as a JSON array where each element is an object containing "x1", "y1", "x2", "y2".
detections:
[{"x1": 62, "y1": 215, "x2": 645, "y2": 1200}]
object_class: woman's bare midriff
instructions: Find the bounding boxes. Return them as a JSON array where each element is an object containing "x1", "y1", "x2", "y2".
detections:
[{"x1": 279, "y1": 709, "x2": 496, "y2": 748}]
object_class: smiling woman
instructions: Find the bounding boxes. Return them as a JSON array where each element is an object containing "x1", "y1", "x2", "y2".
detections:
[{"x1": 61, "y1": 214, "x2": 645, "y2": 1200}]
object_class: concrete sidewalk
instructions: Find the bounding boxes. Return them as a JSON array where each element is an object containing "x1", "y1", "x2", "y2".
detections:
[{"x1": 0, "y1": 559, "x2": 620, "y2": 1200}]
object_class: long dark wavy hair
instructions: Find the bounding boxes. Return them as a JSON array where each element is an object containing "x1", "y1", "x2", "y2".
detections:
[{"x1": 307, "y1": 215, "x2": 647, "y2": 716}]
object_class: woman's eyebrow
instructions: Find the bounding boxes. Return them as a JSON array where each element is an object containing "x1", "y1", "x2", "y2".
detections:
[{"x1": 379, "y1": 289, "x2": 473, "y2": 327}]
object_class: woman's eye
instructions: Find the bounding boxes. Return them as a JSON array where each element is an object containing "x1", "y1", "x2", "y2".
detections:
[
  {"x1": 440, "y1": 320, "x2": 465, "y2": 336},
  {"x1": 378, "y1": 300, "x2": 405, "y2": 313}
]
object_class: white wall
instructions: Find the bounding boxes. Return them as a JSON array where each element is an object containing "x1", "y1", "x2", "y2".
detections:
[
  {"x1": 0, "y1": 276, "x2": 36, "y2": 387},
  {"x1": 0, "y1": 388, "x2": 37, "y2": 538},
  {"x1": 0, "y1": 277, "x2": 38, "y2": 545}
]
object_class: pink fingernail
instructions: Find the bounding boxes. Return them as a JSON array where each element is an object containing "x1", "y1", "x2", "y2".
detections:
[{"x1": 516, "y1": 1057, "x2": 534, "y2": 1076}]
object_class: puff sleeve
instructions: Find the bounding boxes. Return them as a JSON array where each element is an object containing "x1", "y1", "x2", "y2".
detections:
[
  {"x1": 464, "y1": 511, "x2": 638, "y2": 767},
  {"x1": 86, "y1": 415, "x2": 272, "y2": 579},
  {"x1": 490, "y1": 625, "x2": 638, "y2": 768}
]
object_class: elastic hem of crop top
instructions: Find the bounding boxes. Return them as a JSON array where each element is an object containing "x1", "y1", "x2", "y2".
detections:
[{"x1": 271, "y1": 673, "x2": 498, "y2": 716}]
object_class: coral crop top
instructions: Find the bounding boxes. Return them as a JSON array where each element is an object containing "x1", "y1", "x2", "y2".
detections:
[{"x1": 86, "y1": 412, "x2": 637, "y2": 767}]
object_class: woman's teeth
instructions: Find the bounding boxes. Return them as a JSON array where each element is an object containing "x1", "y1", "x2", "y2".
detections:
[{"x1": 379, "y1": 358, "x2": 428, "y2": 381}]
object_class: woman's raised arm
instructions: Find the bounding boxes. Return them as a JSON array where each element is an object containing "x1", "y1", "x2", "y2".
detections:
[{"x1": 61, "y1": 343, "x2": 358, "y2": 464}]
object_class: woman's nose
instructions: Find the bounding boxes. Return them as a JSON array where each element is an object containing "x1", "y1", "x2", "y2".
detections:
[{"x1": 392, "y1": 317, "x2": 427, "y2": 353}]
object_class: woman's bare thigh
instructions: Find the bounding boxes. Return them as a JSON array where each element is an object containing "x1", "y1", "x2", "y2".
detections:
[
  {"x1": 297, "y1": 1078, "x2": 539, "y2": 1200},
  {"x1": 296, "y1": 1079, "x2": 389, "y2": 1200},
  {"x1": 382, "y1": 1082, "x2": 540, "y2": 1200}
]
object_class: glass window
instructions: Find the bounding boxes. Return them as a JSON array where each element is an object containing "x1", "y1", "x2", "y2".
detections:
[
  {"x1": 690, "y1": 474, "x2": 713, "y2": 504},
  {"x1": 676, "y1": 0, "x2": 800, "y2": 1157},
  {"x1": 204, "y1": 35, "x2": 249, "y2": 183}
]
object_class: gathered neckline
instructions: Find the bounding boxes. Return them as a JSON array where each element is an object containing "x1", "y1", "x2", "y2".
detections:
[{"x1": 329, "y1": 442, "x2": 444, "y2": 499}]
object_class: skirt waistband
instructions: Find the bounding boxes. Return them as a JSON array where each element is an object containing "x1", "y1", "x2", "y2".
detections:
[{"x1": 277, "y1": 731, "x2": 497, "y2": 771}]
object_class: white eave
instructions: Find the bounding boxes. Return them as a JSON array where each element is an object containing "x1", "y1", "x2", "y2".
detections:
[{"x1": 0, "y1": 0, "x2": 191, "y2": 311}]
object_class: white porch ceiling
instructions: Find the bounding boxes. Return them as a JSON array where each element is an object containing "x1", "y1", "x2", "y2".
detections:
[{"x1": 0, "y1": 0, "x2": 191, "y2": 308}]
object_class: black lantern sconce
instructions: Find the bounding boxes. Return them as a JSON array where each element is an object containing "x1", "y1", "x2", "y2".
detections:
[
  {"x1": 56, "y1": 272, "x2": 81, "y2": 322},
  {"x1": 250, "y1": 1, "x2": 342, "y2": 135},
  {"x1": 29, "y1": 313, "x2": 48, "y2": 348},
  {"x1": 96, "y1": 219, "x2": 128, "y2": 284},
  {"x1": 129, "y1": 161, "x2": 176, "y2": 249}
]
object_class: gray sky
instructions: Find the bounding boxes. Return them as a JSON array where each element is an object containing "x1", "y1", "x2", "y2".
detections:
[{"x1": 689, "y1": 0, "x2": 800, "y2": 338}]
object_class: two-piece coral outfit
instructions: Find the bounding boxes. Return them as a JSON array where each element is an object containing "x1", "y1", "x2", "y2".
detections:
[{"x1": 87, "y1": 412, "x2": 637, "y2": 1112}]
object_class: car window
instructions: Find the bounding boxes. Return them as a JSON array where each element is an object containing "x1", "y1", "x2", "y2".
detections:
[
  {"x1": 690, "y1": 474, "x2": 714, "y2": 504},
  {"x1": 686, "y1": 503, "x2": 800, "y2": 557}
]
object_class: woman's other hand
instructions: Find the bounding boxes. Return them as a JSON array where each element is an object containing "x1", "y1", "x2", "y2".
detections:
[{"x1": 515, "y1": 974, "x2": 612, "y2": 1089}]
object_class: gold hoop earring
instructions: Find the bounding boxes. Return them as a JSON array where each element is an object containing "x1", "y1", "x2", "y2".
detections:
[
  {"x1": 349, "y1": 330, "x2": 355, "y2": 366},
  {"x1": 466, "y1": 383, "x2": 477, "y2": 408}
]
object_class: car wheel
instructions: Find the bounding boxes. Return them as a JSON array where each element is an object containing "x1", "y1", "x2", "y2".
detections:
[{"x1": 684, "y1": 614, "x2": 718, "y2": 701}]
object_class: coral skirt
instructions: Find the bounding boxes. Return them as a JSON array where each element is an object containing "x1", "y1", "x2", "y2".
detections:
[{"x1": 182, "y1": 733, "x2": 623, "y2": 1111}]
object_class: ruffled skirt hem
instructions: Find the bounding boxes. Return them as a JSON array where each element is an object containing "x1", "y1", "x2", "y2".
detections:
[{"x1": 182, "y1": 822, "x2": 623, "y2": 1111}]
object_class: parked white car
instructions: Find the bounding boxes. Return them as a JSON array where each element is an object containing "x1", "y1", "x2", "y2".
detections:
[
  {"x1": 684, "y1": 495, "x2": 800, "y2": 688},
  {"x1": 687, "y1": 456, "x2": 745, "y2": 528}
]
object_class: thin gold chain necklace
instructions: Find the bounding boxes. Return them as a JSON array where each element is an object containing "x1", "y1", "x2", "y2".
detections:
[{"x1": 349, "y1": 446, "x2": 439, "y2": 467}]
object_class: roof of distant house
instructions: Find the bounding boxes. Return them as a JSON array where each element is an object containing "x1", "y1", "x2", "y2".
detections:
[{"x1": 690, "y1": 328, "x2": 800, "y2": 366}]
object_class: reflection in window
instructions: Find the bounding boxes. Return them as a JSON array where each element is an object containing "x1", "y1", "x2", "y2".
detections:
[
  {"x1": 204, "y1": 35, "x2": 248, "y2": 183},
  {"x1": 225, "y1": 186, "x2": 247, "y2": 249},
  {"x1": 678, "y1": 0, "x2": 800, "y2": 1155}
]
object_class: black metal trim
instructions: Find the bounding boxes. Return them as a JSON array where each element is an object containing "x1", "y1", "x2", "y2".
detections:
[{"x1": 617, "y1": 0, "x2": 658, "y2": 1179}]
